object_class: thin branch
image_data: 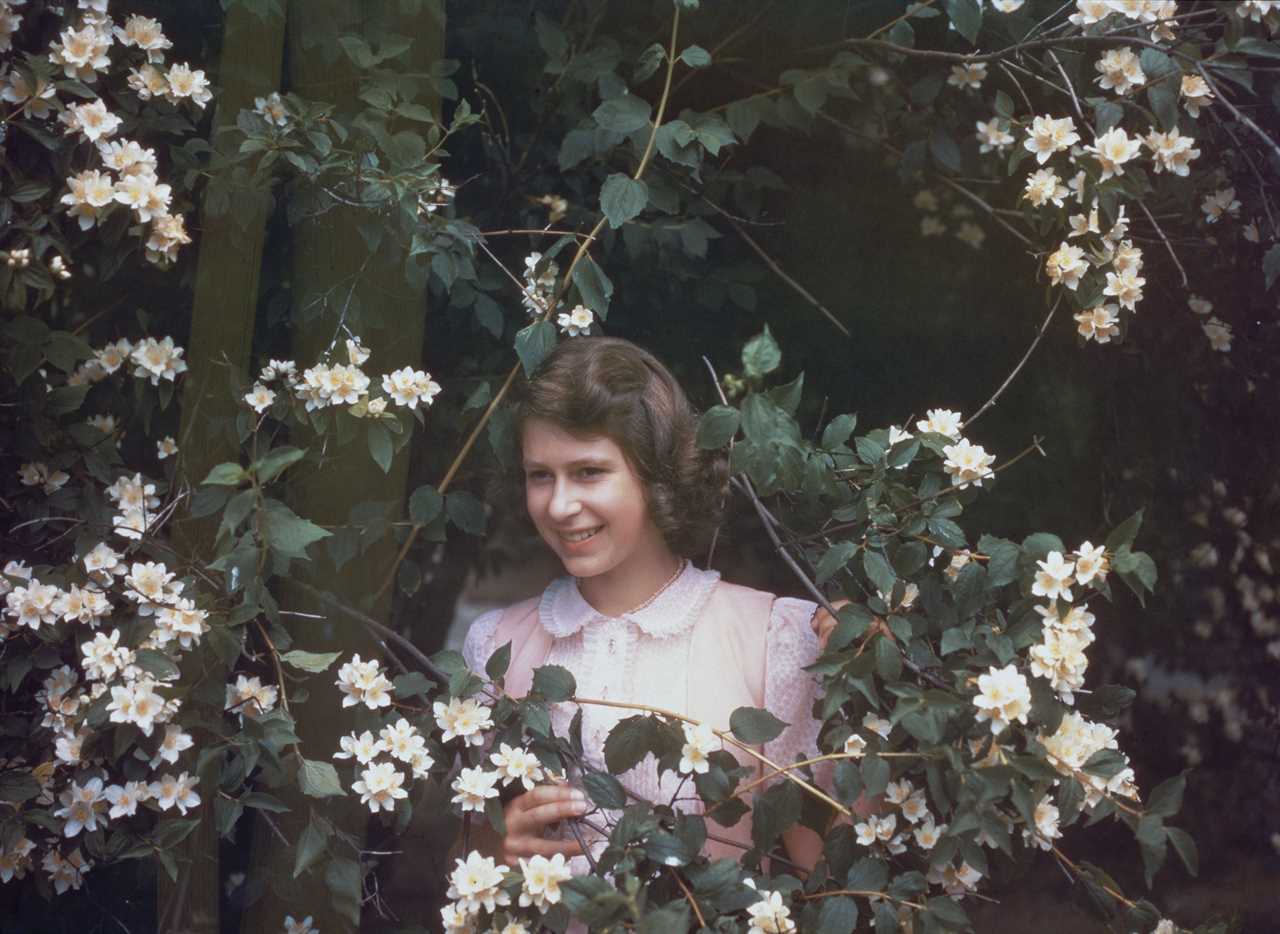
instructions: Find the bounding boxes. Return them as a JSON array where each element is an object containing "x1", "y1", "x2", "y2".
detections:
[
  {"x1": 1197, "y1": 61, "x2": 1280, "y2": 169},
  {"x1": 670, "y1": 869, "x2": 708, "y2": 929},
  {"x1": 1136, "y1": 199, "x2": 1187, "y2": 288},
  {"x1": 962, "y1": 292, "x2": 1062, "y2": 431},
  {"x1": 701, "y1": 196, "x2": 851, "y2": 337}
]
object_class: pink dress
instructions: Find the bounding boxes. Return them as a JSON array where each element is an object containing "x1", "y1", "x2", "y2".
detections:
[{"x1": 462, "y1": 563, "x2": 828, "y2": 867}]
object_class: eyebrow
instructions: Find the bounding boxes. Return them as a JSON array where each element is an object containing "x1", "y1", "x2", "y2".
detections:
[{"x1": 522, "y1": 456, "x2": 615, "y2": 470}]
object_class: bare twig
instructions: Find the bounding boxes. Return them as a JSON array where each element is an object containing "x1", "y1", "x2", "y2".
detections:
[
  {"x1": 1136, "y1": 199, "x2": 1187, "y2": 288},
  {"x1": 962, "y1": 292, "x2": 1062, "y2": 431},
  {"x1": 671, "y1": 869, "x2": 708, "y2": 928},
  {"x1": 1198, "y1": 61, "x2": 1280, "y2": 169}
]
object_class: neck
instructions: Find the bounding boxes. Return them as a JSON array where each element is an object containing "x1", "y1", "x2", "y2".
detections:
[{"x1": 577, "y1": 547, "x2": 684, "y2": 618}]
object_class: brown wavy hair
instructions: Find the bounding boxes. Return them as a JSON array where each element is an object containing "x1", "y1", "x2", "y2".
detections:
[{"x1": 496, "y1": 337, "x2": 727, "y2": 558}]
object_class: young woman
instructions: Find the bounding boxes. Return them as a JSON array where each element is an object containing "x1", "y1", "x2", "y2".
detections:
[{"x1": 462, "y1": 336, "x2": 832, "y2": 871}]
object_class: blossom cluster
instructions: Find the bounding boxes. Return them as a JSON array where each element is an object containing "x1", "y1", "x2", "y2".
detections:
[
  {"x1": 910, "y1": 407, "x2": 997, "y2": 491},
  {"x1": 0, "y1": 545, "x2": 208, "y2": 892},
  {"x1": 245, "y1": 337, "x2": 442, "y2": 417}
]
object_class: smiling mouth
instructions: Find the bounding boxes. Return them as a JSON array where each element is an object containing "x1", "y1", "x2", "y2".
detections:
[{"x1": 560, "y1": 527, "x2": 602, "y2": 543}]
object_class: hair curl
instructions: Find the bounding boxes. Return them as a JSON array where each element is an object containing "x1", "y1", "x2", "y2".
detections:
[{"x1": 495, "y1": 337, "x2": 728, "y2": 558}]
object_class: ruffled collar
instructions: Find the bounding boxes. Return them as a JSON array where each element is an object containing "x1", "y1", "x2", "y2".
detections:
[{"x1": 538, "y1": 563, "x2": 720, "y2": 639}]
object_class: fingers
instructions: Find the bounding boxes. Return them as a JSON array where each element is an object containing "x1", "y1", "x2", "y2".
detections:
[
  {"x1": 503, "y1": 835, "x2": 585, "y2": 861},
  {"x1": 519, "y1": 799, "x2": 590, "y2": 832},
  {"x1": 813, "y1": 599, "x2": 852, "y2": 648},
  {"x1": 509, "y1": 784, "x2": 583, "y2": 812}
]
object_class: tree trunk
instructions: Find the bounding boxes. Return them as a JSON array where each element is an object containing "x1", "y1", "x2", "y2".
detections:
[
  {"x1": 165, "y1": 5, "x2": 286, "y2": 932},
  {"x1": 239, "y1": 2, "x2": 443, "y2": 930}
]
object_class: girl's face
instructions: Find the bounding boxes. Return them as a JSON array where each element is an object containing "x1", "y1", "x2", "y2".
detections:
[{"x1": 522, "y1": 417, "x2": 672, "y2": 585}]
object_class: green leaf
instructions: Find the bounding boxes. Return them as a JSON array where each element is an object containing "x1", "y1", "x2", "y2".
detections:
[
  {"x1": 582, "y1": 771, "x2": 627, "y2": 809},
  {"x1": 1166, "y1": 826, "x2": 1198, "y2": 877},
  {"x1": 930, "y1": 128, "x2": 962, "y2": 173},
  {"x1": 741, "y1": 325, "x2": 781, "y2": 379},
  {"x1": 641, "y1": 902, "x2": 691, "y2": 933},
  {"x1": 325, "y1": 856, "x2": 362, "y2": 925},
  {"x1": 486, "y1": 641, "x2": 512, "y2": 682},
  {"x1": 741, "y1": 393, "x2": 801, "y2": 448},
  {"x1": 926, "y1": 895, "x2": 969, "y2": 929},
  {"x1": 815, "y1": 541, "x2": 857, "y2": 585},
  {"x1": 696, "y1": 405, "x2": 740, "y2": 449},
  {"x1": 261, "y1": 504, "x2": 331, "y2": 560},
  {"x1": 600, "y1": 173, "x2": 649, "y2": 228},
  {"x1": 515, "y1": 320, "x2": 557, "y2": 377},
  {"x1": 861, "y1": 755, "x2": 890, "y2": 797},
  {"x1": 978, "y1": 535, "x2": 1020, "y2": 588},
  {"x1": 393, "y1": 671, "x2": 433, "y2": 699},
  {"x1": 593, "y1": 94, "x2": 652, "y2": 133},
  {"x1": 847, "y1": 856, "x2": 889, "y2": 892},
  {"x1": 1146, "y1": 774, "x2": 1185, "y2": 818},
  {"x1": 293, "y1": 814, "x2": 332, "y2": 877},
  {"x1": 203, "y1": 462, "x2": 247, "y2": 487},
  {"x1": 821, "y1": 413, "x2": 857, "y2": 449},
  {"x1": 241, "y1": 792, "x2": 290, "y2": 813},
  {"x1": 1147, "y1": 83, "x2": 1178, "y2": 132},
  {"x1": 730, "y1": 706, "x2": 787, "y2": 744},
  {"x1": 298, "y1": 758, "x2": 345, "y2": 797},
  {"x1": 818, "y1": 896, "x2": 859, "y2": 931},
  {"x1": 445, "y1": 491, "x2": 486, "y2": 535},
  {"x1": 46, "y1": 384, "x2": 90, "y2": 415},
  {"x1": 994, "y1": 90, "x2": 1014, "y2": 119},
  {"x1": 0, "y1": 770, "x2": 41, "y2": 804},
  {"x1": 252, "y1": 446, "x2": 305, "y2": 483},
  {"x1": 134, "y1": 650, "x2": 181, "y2": 681},
  {"x1": 367, "y1": 421, "x2": 393, "y2": 474},
  {"x1": 1082, "y1": 748, "x2": 1128, "y2": 780},
  {"x1": 1094, "y1": 100, "x2": 1124, "y2": 134},
  {"x1": 862, "y1": 550, "x2": 896, "y2": 595},
  {"x1": 605, "y1": 716, "x2": 660, "y2": 774},
  {"x1": 531, "y1": 664, "x2": 576, "y2": 702},
  {"x1": 409, "y1": 485, "x2": 444, "y2": 524},
  {"x1": 572, "y1": 256, "x2": 613, "y2": 318},
  {"x1": 1263, "y1": 244, "x2": 1280, "y2": 290},
  {"x1": 945, "y1": 0, "x2": 983, "y2": 43},
  {"x1": 679, "y1": 44, "x2": 712, "y2": 68},
  {"x1": 280, "y1": 650, "x2": 341, "y2": 673}
]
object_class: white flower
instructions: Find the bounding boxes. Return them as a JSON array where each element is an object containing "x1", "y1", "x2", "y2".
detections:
[
  {"x1": 855, "y1": 813, "x2": 897, "y2": 846},
  {"x1": 433, "y1": 696, "x2": 494, "y2": 746},
  {"x1": 164, "y1": 63, "x2": 213, "y2": 108},
  {"x1": 1074, "y1": 541, "x2": 1109, "y2": 585},
  {"x1": 61, "y1": 99, "x2": 122, "y2": 143},
  {"x1": 336, "y1": 654, "x2": 394, "y2": 709},
  {"x1": 972, "y1": 664, "x2": 1032, "y2": 734},
  {"x1": 1202, "y1": 316, "x2": 1233, "y2": 353},
  {"x1": 927, "y1": 860, "x2": 983, "y2": 898},
  {"x1": 992, "y1": 0, "x2": 1025, "y2": 10},
  {"x1": 518, "y1": 853, "x2": 573, "y2": 909},
  {"x1": 114, "y1": 15, "x2": 172, "y2": 61},
  {"x1": 1033, "y1": 551, "x2": 1076, "y2": 602},
  {"x1": 862, "y1": 712, "x2": 893, "y2": 740},
  {"x1": 353, "y1": 761, "x2": 408, "y2": 812},
  {"x1": 974, "y1": 116, "x2": 1015, "y2": 156},
  {"x1": 379, "y1": 718, "x2": 430, "y2": 766},
  {"x1": 1201, "y1": 188, "x2": 1241, "y2": 224},
  {"x1": 915, "y1": 408, "x2": 962, "y2": 439},
  {"x1": 947, "y1": 63, "x2": 987, "y2": 91},
  {"x1": 1180, "y1": 74, "x2": 1214, "y2": 118},
  {"x1": 556, "y1": 304, "x2": 594, "y2": 337},
  {"x1": 255, "y1": 92, "x2": 290, "y2": 126},
  {"x1": 150, "y1": 771, "x2": 201, "y2": 815},
  {"x1": 345, "y1": 337, "x2": 370, "y2": 366},
  {"x1": 152, "y1": 724, "x2": 195, "y2": 767},
  {"x1": 1094, "y1": 47, "x2": 1145, "y2": 95},
  {"x1": 7, "y1": 580, "x2": 61, "y2": 629},
  {"x1": 1023, "y1": 115, "x2": 1079, "y2": 165},
  {"x1": 1143, "y1": 129, "x2": 1200, "y2": 177},
  {"x1": 942, "y1": 438, "x2": 995, "y2": 489},
  {"x1": 49, "y1": 21, "x2": 113, "y2": 82},
  {"x1": 61, "y1": 169, "x2": 116, "y2": 230},
  {"x1": 381, "y1": 367, "x2": 442, "y2": 409},
  {"x1": 913, "y1": 819, "x2": 945, "y2": 849},
  {"x1": 679, "y1": 721, "x2": 719, "y2": 774},
  {"x1": 1045, "y1": 242, "x2": 1088, "y2": 291},
  {"x1": 885, "y1": 779, "x2": 913, "y2": 805},
  {"x1": 107, "y1": 679, "x2": 168, "y2": 736},
  {"x1": 450, "y1": 766, "x2": 501, "y2": 812},
  {"x1": 745, "y1": 887, "x2": 796, "y2": 934},
  {"x1": 43, "y1": 847, "x2": 92, "y2": 894},
  {"x1": 1022, "y1": 168, "x2": 1069, "y2": 208},
  {"x1": 1103, "y1": 266, "x2": 1145, "y2": 311},
  {"x1": 2, "y1": 69, "x2": 56, "y2": 119},
  {"x1": 104, "y1": 781, "x2": 151, "y2": 819},
  {"x1": 146, "y1": 213, "x2": 192, "y2": 264},
  {"x1": 955, "y1": 221, "x2": 985, "y2": 249},
  {"x1": 1085, "y1": 127, "x2": 1142, "y2": 181},
  {"x1": 131, "y1": 336, "x2": 188, "y2": 385},
  {"x1": 1074, "y1": 304, "x2": 1120, "y2": 344},
  {"x1": 245, "y1": 384, "x2": 276, "y2": 413},
  {"x1": 901, "y1": 791, "x2": 930, "y2": 824},
  {"x1": 842, "y1": 734, "x2": 867, "y2": 758},
  {"x1": 224, "y1": 674, "x2": 278, "y2": 718},
  {"x1": 54, "y1": 778, "x2": 106, "y2": 837},
  {"x1": 490, "y1": 743, "x2": 544, "y2": 790},
  {"x1": 334, "y1": 730, "x2": 387, "y2": 765},
  {"x1": 447, "y1": 850, "x2": 510, "y2": 915},
  {"x1": 157, "y1": 436, "x2": 179, "y2": 459},
  {"x1": 283, "y1": 916, "x2": 317, "y2": 934}
]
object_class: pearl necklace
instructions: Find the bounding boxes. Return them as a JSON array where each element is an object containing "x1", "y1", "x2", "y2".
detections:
[{"x1": 584, "y1": 559, "x2": 687, "y2": 618}]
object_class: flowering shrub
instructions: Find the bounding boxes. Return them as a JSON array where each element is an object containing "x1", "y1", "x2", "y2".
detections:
[{"x1": 3, "y1": 0, "x2": 1279, "y2": 931}]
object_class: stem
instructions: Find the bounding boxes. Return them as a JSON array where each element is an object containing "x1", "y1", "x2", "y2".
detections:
[
  {"x1": 670, "y1": 869, "x2": 707, "y2": 929},
  {"x1": 962, "y1": 292, "x2": 1062, "y2": 432},
  {"x1": 1197, "y1": 61, "x2": 1280, "y2": 169},
  {"x1": 570, "y1": 695, "x2": 851, "y2": 817},
  {"x1": 800, "y1": 889, "x2": 926, "y2": 911}
]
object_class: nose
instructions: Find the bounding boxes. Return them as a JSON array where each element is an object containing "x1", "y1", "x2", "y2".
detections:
[{"x1": 548, "y1": 478, "x2": 581, "y2": 521}]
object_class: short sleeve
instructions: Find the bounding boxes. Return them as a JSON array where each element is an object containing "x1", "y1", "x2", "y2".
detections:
[
  {"x1": 462, "y1": 608, "x2": 503, "y2": 675},
  {"x1": 762, "y1": 597, "x2": 831, "y2": 789}
]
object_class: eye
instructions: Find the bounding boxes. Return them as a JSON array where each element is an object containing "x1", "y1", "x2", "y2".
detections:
[
  {"x1": 524, "y1": 469, "x2": 551, "y2": 483},
  {"x1": 577, "y1": 466, "x2": 607, "y2": 479}
]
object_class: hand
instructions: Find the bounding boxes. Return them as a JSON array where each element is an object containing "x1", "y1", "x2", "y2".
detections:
[
  {"x1": 499, "y1": 784, "x2": 589, "y2": 867},
  {"x1": 812, "y1": 600, "x2": 894, "y2": 650},
  {"x1": 812, "y1": 599, "x2": 851, "y2": 649}
]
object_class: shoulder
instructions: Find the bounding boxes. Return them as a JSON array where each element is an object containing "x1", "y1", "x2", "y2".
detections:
[
  {"x1": 704, "y1": 579, "x2": 818, "y2": 632},
  {"x1": 462, "y1": 596, "x2": 541, "y2": 672}
]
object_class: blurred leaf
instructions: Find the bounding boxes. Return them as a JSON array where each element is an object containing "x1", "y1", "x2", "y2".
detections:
[{"x1": 730, "y1": 706, "x2": 787, "y2": 744}]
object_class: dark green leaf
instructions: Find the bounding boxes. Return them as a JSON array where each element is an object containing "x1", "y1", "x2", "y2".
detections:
[
  {"x1": 818, "y1": 896, "x2": 858, "y2": 931},
  {"x1": 485, "y1": 641, "x2": 512, "y2": 682},
  {"x1": 945, "y1": 0, "x2": 983, "y2": 43},
  {"x1": 821, "y1": 413, "x2": 857, "y2": 449},
  {"x1": 203, "y1": 462, "x2": 247, "y2": 487},
  {"x1": 816, "y1": 541, "x2": 858, "y2": 585},
  {"x1": 1264, "y1": 244, "x2": 1280, "y2": 290},
  {"x1": 696, "y1": 405, "x2": 740, "y2": 449},
  {"x1": 582, "y1": 771, "x2": 627, "y2": 809},
  {"x1": 861, "y1": 755, "x2": 890, "y2": 797},
  {"x1": 863, "y1": 550, "x2": 897, "y2": 595},
  {"x1": 572, "y1": 256, "x2": 613, "y2": 318},
  {"x1": 600, "y1": 173, "x2": 649, "y2": 228},
  {"x1": 293, "y1": 814, "x2": 332, "y2": 877},
  {"x1": 593, "y1": 94, "x2": 652, "y2": 133},
  {"x1": 299, "y1": 758, "x2": 345, "y2": 797},
  {"x1": 445, "y1": 491, "x2": 487, "y2": 535},
  {"x1": 409, "y1": 485, "x2": 444, "y2": 524},
  {"x1": 532, "y1": 665, "x2": 576, "y2": 702},
  {"x1": 730, "y1": 706, "x2": 787, "y2": 744},
  {"x1": 1166, "y1": 826, "x2": 1198, "y2": 877},
  {"x1": 252, "y1": 446, "x2": 305, "y2": 483},
  {"x1": 1146, "y1": 774, "x2": 1185, "y2": 818},
  {"x1": 515, "y1": 320, "x2": 557, "y2": 377},
  {"x1": 605, "y1": 716, "x2": 659, "y2": 774},
  {"x1": 742, "y1": 326, "x2": 781, "y2": 378},
  {"x1": 367, "y1": 421, "x2": 393, "y2": 474}
]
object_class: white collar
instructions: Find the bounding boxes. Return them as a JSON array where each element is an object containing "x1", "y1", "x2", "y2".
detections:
[{"x1": 538, "y1": 563, "x2": 720, "y2": 639}]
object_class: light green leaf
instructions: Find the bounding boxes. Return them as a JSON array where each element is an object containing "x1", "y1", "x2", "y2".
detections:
[
  {"x1": 572, "y1": 257, "x2": 613, "y2": 318},
  {"x1": 280, "y1": 650, "x2": 342, "y2": 673},
  {"x1": 252, "y1": 446, "x2": 305, "y2": 483},
  {"x1": 203, "y1": 462, "x2": 248, "y2": 487},
  {"x1": 515, "y1": 320, "x2": 557, "y2": 377},
  {"x1": 298, "y1": 758, "x2": 345, "y2": 798},
  {"x1": 680, "y1": 44, "x2": 712, "y2": 68},
  {"x1": 945, "y1": 0, "x2": 983, "y2": 43},
  {"x1": 741, "y1": 326, "x2": 781, "y2": 379},
  {"x1": 293, "y1": 814, "x2": 332, "y2": 877},
  {"x1": 696, "y1": 405, "x2": 740, "y2": 449},
  {"x1": 593, "y1": 94, "x2": 652, "y2": 133}
]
